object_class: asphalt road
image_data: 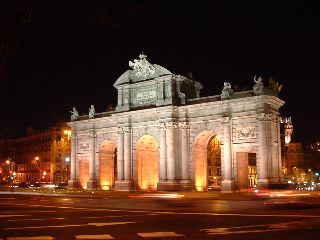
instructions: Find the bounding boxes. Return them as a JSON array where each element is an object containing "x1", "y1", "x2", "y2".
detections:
[{"x1": 1, "y1": 191, "x2": 320, "y2": 240}]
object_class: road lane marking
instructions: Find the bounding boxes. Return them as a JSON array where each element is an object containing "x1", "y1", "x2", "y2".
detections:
[
  {"x1": 152, "y1": 211, "x2": 320, "y2": 218},
  {"x1": 75, "y1": 234, "x2": 114, "y2": 239},
  {"x1": 5, "y1": 237, "x2": 54, "y2": 240},
  {"x1": 201, "y1": 219, "x2": 320, "y2": 235},
  {"x1": 5, "y1": 221, "x2": 137, "y2": 230},
  {"x1": 88, "y1": 222, "x2": 136, "y2": 226},
  {"x1": 8, "y1": 218, "x2": 64, "y2": 222},
  {"x1": 2, "y1": 210, "x2": 55, "y2": 213},
  {"x1": 137, "y1": 232, "x2": 184, "y2": 238},
  {"x1": 0, "y1": 215, "x2": 30, "y2": 218}
]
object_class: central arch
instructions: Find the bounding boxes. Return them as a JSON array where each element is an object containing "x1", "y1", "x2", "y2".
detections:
[
  {"x1": 136, "y1": 135, "x2": 159, "y2": 190},
  {"x1": 99, "y1": 140, "x2": 116, "y2": 190},
  {"x1": 194, "y1": 131, "x2": 221, "y2": 191}
]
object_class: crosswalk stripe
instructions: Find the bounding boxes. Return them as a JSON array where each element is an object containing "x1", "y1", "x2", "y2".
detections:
[
  {"x1": 137, "y1": 232, "x2": 185, "y2": 238},
  {"x1": 75, "y1": 234, "x2": 114, "y2": 239}
]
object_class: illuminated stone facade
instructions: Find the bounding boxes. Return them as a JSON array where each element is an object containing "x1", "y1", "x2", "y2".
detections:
[{"x1": 68, "y1": 54, "x2": 284, "y2": 192}]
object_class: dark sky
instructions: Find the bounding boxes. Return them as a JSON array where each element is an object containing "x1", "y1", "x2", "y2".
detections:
[{"x1": 1, "y1": 1, "x2": 319, "y2": 143}]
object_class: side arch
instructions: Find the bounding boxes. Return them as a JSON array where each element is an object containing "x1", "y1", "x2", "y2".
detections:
[
  {"x1": 194, "y1": 131, "x2": 221, "y2": 191},
  {"x1": 136, "y1": 135, "x2": 159, "y2": 190},
  {"x1": 99, "y1": 140, "x2": 116, "y2": 190}
]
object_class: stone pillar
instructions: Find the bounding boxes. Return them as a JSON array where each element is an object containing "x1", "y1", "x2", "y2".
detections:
[
  {"x1": 166, "y1": 121, "x2": 177, "y2": 181},
  {"x1": 221, "y1": 117, "x2": 234, "y2": 192},
  {"x1": 87, "y1": 130, "x2": 97, "y2": 190},
  {"x1": 158, "y1": 122, "x2": 167, "y2": 181},
  {"x1": 115, "y1": 126, "x2": 133, "y2": 191},
  {"x1": 180, "y1": 122, "x2": 190, "y2": 181},
  {"x1": 116, "y1": 127, "x2": 124, "y2": 181},
  {"x1": 124, "y1": 127, "x2": 132, "y2": 180},
  {"x1": 256, "y1": 113, "x2": 273, "y2": 188},
  {"x1": 68, "y1": 132, "x2": 78, "y2": 189}
]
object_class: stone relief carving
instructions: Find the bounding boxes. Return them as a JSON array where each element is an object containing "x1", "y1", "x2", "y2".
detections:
[
  {"x1": 165, "y1": 121, "x2": 179, "y2": 129},
  {"x1": 235, "y1": 127, "x2": 256, "y2": 139},
  {"x1": 88, "y1": 130, "x2": 96, "y2": 138},
  {"x1": 117, "y1": 127, "x2": 124, "y2": 134},
  {"x1": 178, "y1": 122, "x2": 189, "y2": 129},
  {"x1": 157, "y1": 122, "x2": 166, "y2": 130},
  {"x1": 123, "y1": 126, "x2": 133, "y2": 133},
  {"x1": 79, "y1": 142, "x2": 90, "y2": 152},
  {"x1": 256, "y1": 113, "x2": 277, "y2": 122},
  {"x1": 220, "y1": 117, "x2": 231, "y2": 124},
  {"x1": 129, "y1": 53, "x2": 155, "y2": 78},
  {"x1": 136, "y1": 88, "x2": 157, "y2": 102}
]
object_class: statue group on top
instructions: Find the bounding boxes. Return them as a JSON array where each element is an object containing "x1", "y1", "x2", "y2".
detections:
[
  {"x1": 70, "y1": 105, "x2": 95, "y2": 121},
  {"x1": 129, "y1": 52, "x2": 156, "y2": 78},
  {"x1": 221, "y1": 82, "x2": 234, "y2": 99},
  {"x1": 70, "y1": 107, "x2": 79, "y2": 121}
]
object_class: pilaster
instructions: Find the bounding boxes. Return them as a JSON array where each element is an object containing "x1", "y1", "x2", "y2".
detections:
[
  {"x1": 221, "y1": 117, "x2": 235, "y2": 192},
  {"x1": 87, "y1": 130, "x2": 97, "y2": 190},
  {"x1": 68, "y1": 132, "x2": 78, "y2": 189}
]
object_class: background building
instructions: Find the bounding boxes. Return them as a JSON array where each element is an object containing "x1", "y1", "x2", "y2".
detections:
[{"x1": 0, "y1": 123, "x2": 71, "y2": 184}]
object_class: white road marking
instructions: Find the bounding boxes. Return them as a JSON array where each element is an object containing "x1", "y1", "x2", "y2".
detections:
[
  {"x1": 75, "y1": 234, "x2": 114, "y2": 239},
  {"x1": 137, "y1": 232, "x2": 184, "y2": 238},
  {"x1": 0, "y1": 215, "x2": 30, "y2": 218},
  {"x1": 201, "y1": 219, "x2": 320, "y2": 235},
  {"x1": 8, "y1": 218, "x2": 64, "y2": 222},
  {"x1": 153, "y1": 211, "x2": 320, "y2": 218},
  {"x1": 2, "y1": 210, "x2": 55, "y2": 213},
  {"x1": 6, "y1": 237, "x2": 54, "y2": 240},
  {"x1": 5, "y1": 221, "x2": 137, "y2": 230},
  {"x1": 88, "y1": 222, "x2": 136, "y2": 227}
]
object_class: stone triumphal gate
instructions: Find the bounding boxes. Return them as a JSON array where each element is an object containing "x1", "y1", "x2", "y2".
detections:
[{"x1": 68, "y1": 53, "x2": 284, "y2": 192}]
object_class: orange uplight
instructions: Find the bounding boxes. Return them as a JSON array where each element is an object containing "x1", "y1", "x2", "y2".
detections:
[{"x1": 64, "y1": 130, "x2": 71, "y2": 140}]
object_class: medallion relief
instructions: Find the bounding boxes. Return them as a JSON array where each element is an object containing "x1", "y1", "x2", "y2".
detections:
[{"x1": 235, "y1": 127, "x2": 256, "y2": 139}]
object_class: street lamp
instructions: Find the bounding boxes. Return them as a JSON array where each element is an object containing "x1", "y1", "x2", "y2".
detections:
[
  {"x1": 42, "y1": 171, "x2": 47, "y2": 182},
  {"x1": 64, "y1": 156, "x2": 70, "y2": 182}
]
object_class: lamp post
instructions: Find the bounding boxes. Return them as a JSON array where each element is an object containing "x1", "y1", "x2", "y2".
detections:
[
  {"x1": 64, "y1": 156, "x2": 70, "y2": 182},
  {"x1": 5, "y1": 158, "x2": 15, "y2": 190}
]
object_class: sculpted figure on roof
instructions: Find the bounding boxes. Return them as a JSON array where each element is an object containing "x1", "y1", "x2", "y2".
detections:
[{"x1": 129, "y1": 52, "x2": 155, "y2": 78}]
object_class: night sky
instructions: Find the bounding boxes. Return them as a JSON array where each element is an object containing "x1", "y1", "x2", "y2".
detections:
[{"x1": 0, "y1": 1, "x2": 319, "y2": 143}]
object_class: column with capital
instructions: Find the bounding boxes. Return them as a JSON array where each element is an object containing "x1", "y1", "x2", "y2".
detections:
[
  {"x1": 166, "y1": 121, "x2": 177, "y2": 181},
  {"x1": 115, "y1": 126, "x2": 134, "y2": 190},
  {"x1": 124, "y1": 127, "x2": 132, "y2": 180},
  {"x1": 180, "y1": 122, "x2": 190, "y2": 181},
  {"x1": 87, "y1": 130, "x2": 97, "y2": 190},
  {"x1": 116, "y1": 127, "x2": 124, "y2": 181},
  {"x1": 256, "y1": 113, "x2": 273, "y2": 188},
  {"x1": 68, "y1": 132, "x2": 79, "y2": 189},
  {"x1": 158, "y1": 122, "x2": 167, "y2": 181},
  {"x1": 221, "y1": 117, "x2": 235, "y2": 192}
]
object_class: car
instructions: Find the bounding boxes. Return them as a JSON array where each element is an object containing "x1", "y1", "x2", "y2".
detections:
[
  {"x1": 18, "y1": 182, "x2": 30, "y2": 188},
  {"x1": 30, "y1": 182, "x2": 42, "y2": 188},
  {"x1": 55, "y1": 182, "x2": 68, "y2": 189}
]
